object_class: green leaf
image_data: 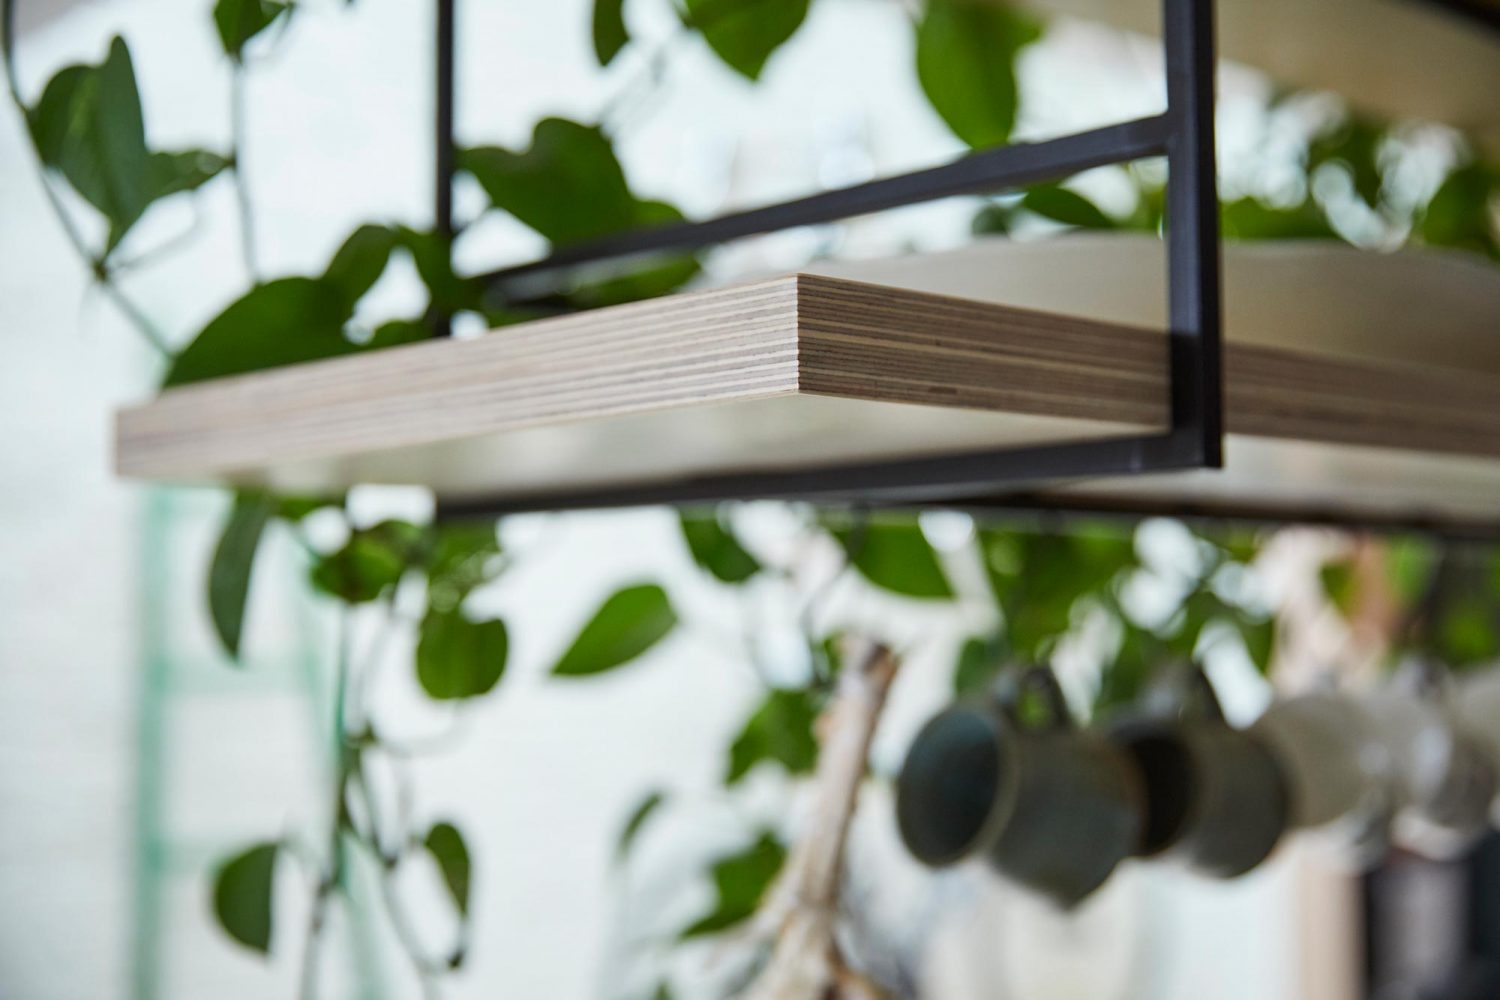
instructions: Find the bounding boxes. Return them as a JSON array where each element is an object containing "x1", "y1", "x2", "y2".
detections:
[
  {"x1": 593, "y1": 0, "x2": 629, "y2": 66},
  {"x1": 423, "y1": 821, "x2": 472, "y2": 915},
  {"x1": 146, "y1": 149, "x2": 230, "y2": 201},
  {"x1": 426, "y1": 521, "x2": 503, "y2": 612},
  {"x1": 551, "y1": 584, "x2": 678, "y2": 677},
  {"x1": 1307, "y1": 115, "x2": 1385, "y2": 208},
  {"x1": 680, "y1": 512, "x2": 760, "y2": 584},
  {"x1": 684, "y1": 0, "x2": 810, "y2": 82},
  {"x1": 680, "y1": 832, "x2": 786, "y2": 938},
  {"x1": 1420, "y1": 162, "x2": 1499, "y2": 259},
  {"x1": 726, "y1": 688, "x2": 820, "y2": 784},
  {"x1": 834, "y1": 522, "x2": 953, "y2": 599},
  {"x1": 323, "y1": 224, "x2": 398, "y2": 311},
  {"x1": 396, "y1": 226, "x2": 482, "y2": 315},
  {"x1": 1021, "y1": 183, "x2": 1116, "y2": 229},
  {"x1": 366, "y1": 319, "x2": 430, "y2": 350},
  {"x1": 461, "y1": 120, "x2": 638, "y2": 245},
  {"x1": 952, "y1": 633, "x2": 1005, "y2": 696},
  {"x1": 1237, "y1": 615, "x2": 1276, "y2": 674},
  {"x1": 212, "y1": 841, "x2": 278, "y2": 953},
  {"x1": 416, "y1": 609, "x2": 508, "y2": 700},
  {"x1": 915, "y1": 0, "x2": 1040, "y2": 149},
  {"x1": 1437, "y1": 598, "x2": 1500, "y2": 667},
  {"x1": 164, "y1": 277, "x2": 357, "y2": 387},
  {"x1": 213, "y1": 0, "x2": 291, "y2": 58},
  {"x1": 1320, "y1": 560, "x2": 1357, "y2": 617},
  {"x1": 28, "y1": 38, "x2": 154, "y2": 253},
  {"x1": 616, "y1": 790, "x2": 665, "y2": 860},
  {"x1": 309, "y1": 520, "x2": 423, "y2": 603},
  {"x1": 208, "y1": 491, "x2": 275, "y2": 659},
  {"x1": 564, "y1": 200, "x2": 700, "y2": 306},
  {"x1": 1220, "y1": 196, "x2": 1336, "y2": 241},
  {"x1": 274, "y1": 494, "x2": 341, "y2": 522},
  {"x1": 1387, "y1": 537, "x2": 1437, "y2": 604}
]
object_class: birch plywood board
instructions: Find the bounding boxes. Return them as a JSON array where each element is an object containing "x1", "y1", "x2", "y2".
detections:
[{"x1": 116, "y1": 239, "x2": 1500, "y2": 525}]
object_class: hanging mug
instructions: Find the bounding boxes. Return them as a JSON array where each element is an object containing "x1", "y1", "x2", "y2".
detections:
[
  {"x1": 1360, "y1": 661, "x2": 1497, "y2": 860},
  {"x1": 1250, "y1": 690, "x2": 1395, "y2": 868},
  {"x1": 1107, "y1": 664, "x2": 1289, "y2": 878},
  {"x1": 895, "y1": 665, "x2": 1143, "y2": 908}
]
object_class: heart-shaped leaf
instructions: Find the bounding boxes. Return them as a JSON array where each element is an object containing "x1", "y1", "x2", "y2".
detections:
[
  {"x1": 915, "y1": 0, "x2": 1040, "y2": 149},
  {"x1": 417, "y1": 608, "x2": 508, "y2": 700}
]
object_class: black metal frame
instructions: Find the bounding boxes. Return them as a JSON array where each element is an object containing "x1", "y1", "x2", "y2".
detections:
[{"x1": 434, "y1": 0, "x2": 1226, "y2": 517}]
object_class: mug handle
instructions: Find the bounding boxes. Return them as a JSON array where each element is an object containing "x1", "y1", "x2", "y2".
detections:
[
  {"x1": 991, "y1": 664, "x2": 1072, "y2": 731},
  {"x1": 1141, "y1": 661, "x2": 1225, "y2": 723}
]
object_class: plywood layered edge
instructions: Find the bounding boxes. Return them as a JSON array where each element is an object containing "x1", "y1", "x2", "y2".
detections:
[{"x1": 115, "y1": 272, "x2": 1500, "y2": 525}]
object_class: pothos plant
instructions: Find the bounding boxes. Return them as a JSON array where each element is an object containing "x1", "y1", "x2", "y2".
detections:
[{"x1": 5, "y1": 0, "x2": 1500, "y2": 996}]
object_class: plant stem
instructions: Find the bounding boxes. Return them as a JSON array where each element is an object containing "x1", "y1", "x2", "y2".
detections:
[
  {"x1": 229, "y1": 62, "x2": 260, "y2": 280},
  {"x1": 300, "y1": 609, "x2": 355, "y2": 1000}
]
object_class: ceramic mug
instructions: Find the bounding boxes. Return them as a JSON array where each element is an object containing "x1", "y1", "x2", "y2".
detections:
[
  {"x1": 1453, "y1": 666, "x2": 1500, "y2": 825},
  {"x1": 1360, "y1": 665, "x2": 1497, "y2": 860},
  {"x1": 896, "y1": 665, "x2": 1143, "y2": 908},
  {"x1": 1250, "y1": 690, "x2": 1394, "y2": 867},
  {"x1": 1108, "y1": 666, "x2": 1289, "y2": 878}
]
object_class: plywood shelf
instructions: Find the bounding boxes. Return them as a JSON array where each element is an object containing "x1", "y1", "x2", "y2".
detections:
[{"x1": 116, "y1": 239, "x2": 1500, "y2": 528}]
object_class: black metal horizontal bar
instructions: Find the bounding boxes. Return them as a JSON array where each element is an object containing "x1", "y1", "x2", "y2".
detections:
[
  {"x1": 475, "y1": 114, "x2": 1171, "y2": 299},
  {"x1": 938, "y1": 494, "x2": 1500, "y2": 545},
  {"x1": 436, "y1": 428, "x2": 1207, "y2": 519}
]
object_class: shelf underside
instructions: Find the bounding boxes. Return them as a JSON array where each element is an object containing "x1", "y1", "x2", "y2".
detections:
[
  {"x1": 1013, "y1": 0, "x2": 1500, "y2": 144},
  {"x1": 117, "y1": 239, "x2": 1500, "y2": 527}
]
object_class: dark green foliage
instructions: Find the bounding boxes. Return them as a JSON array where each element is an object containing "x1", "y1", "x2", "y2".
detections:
[
  {"x1": 322, "y1": 224, "x2": 399, "y2": 310},
  {"x1": 309, "y1": 520, "x2": 423, "y2": 603},
  {"x1": 679, "y1": 831, "x2": 786, "y2": 938},
  {"x1": 209, "y1": 491, "x2": 275, "y2": 659},
  {"x1": 1307, "y1": 114, "x2": 1385, "y2": 208},
  {"x1": 915, "y1": 0, "x2": 1040, "y2": 149},
  {"x1": 461, "y1": 121, "x2": 699, "y2": 306},
  {"x1": 832, "y1": 521, "x2": 953, "y2": 599},
  {"x1": 725, "y1": 688, "x2": 820, "y2": 784},
  {"x1": 1421, "y1": 162, "x2": 1500, "y2": 259},
  {"x1": 1020, "y1": 183, "x2": 1117, "y2": 229},
  {"x1": 683, "y1": 0, "x2": 811, "y2": 81},
  {"x1": 551, "y1": 584, "x2": 678, "y2": 676},
  {"x1": 616, "y1": 790, "x2": 666, "y2": 859},
  {"x1": 417, "y1": 609, "x2": 508, "y2": 699},
  {"x1": 426, "y1": 522, "x2": 503, "y2": 612},
  {"x1": 424, "y1": 821, "x2": 472, "y2": 914},
  {"x1": 1220, "y1": 196, "x2": 1337, "y2": 241},
  {"x1": 593, "y1": 0, "x2": 629, "y2": 66},
  {"x1": 952, "y1": 633, "x2": 1007, "y2": 696},
  {"x1": 165, "y1": 224, "x2": 460, "y2": 387},
  {"x1": 460, "y1": 119, "x2": 646, "y2": 245},
  {"x1": 213, "y1": 0, "x2": 291, "y2": 59},
  {"x1": 680, "y1": 512, "x2": 760, "y2": 584},
  {"x1": 27, "y1": 38, "x2": 225, "y2": 255},
  {"x1": 212, "y1": 841, "x2": 279, "y2": 953},
  {"x1": 164, "y1": 277, "x2": 357, "y2": 386},
  {"x1": 983, "y1": 525, "x2": 1136, "y2": 659}
]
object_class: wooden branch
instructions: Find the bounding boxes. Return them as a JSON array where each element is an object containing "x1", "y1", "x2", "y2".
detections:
[{"x1": 740, "y1": 638, "x2": 899, "y2": 1000}]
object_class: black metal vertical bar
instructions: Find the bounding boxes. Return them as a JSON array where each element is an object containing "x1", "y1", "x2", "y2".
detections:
[
  {"x1": 1162, "y1": 0, "x2": 1223, "y2": 466},
  {"x1": 432, "y1": 0, "x2": 456, "y2": 338}
]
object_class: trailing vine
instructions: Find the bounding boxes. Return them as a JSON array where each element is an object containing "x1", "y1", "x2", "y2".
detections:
[{"x1": 4, "y1": 0, "x2": 1500, "y2": 997}]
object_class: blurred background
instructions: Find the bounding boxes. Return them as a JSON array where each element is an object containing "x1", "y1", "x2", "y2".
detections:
[{"x1": 2, "y1": 0, "x2": 1499, "y2": 998}]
